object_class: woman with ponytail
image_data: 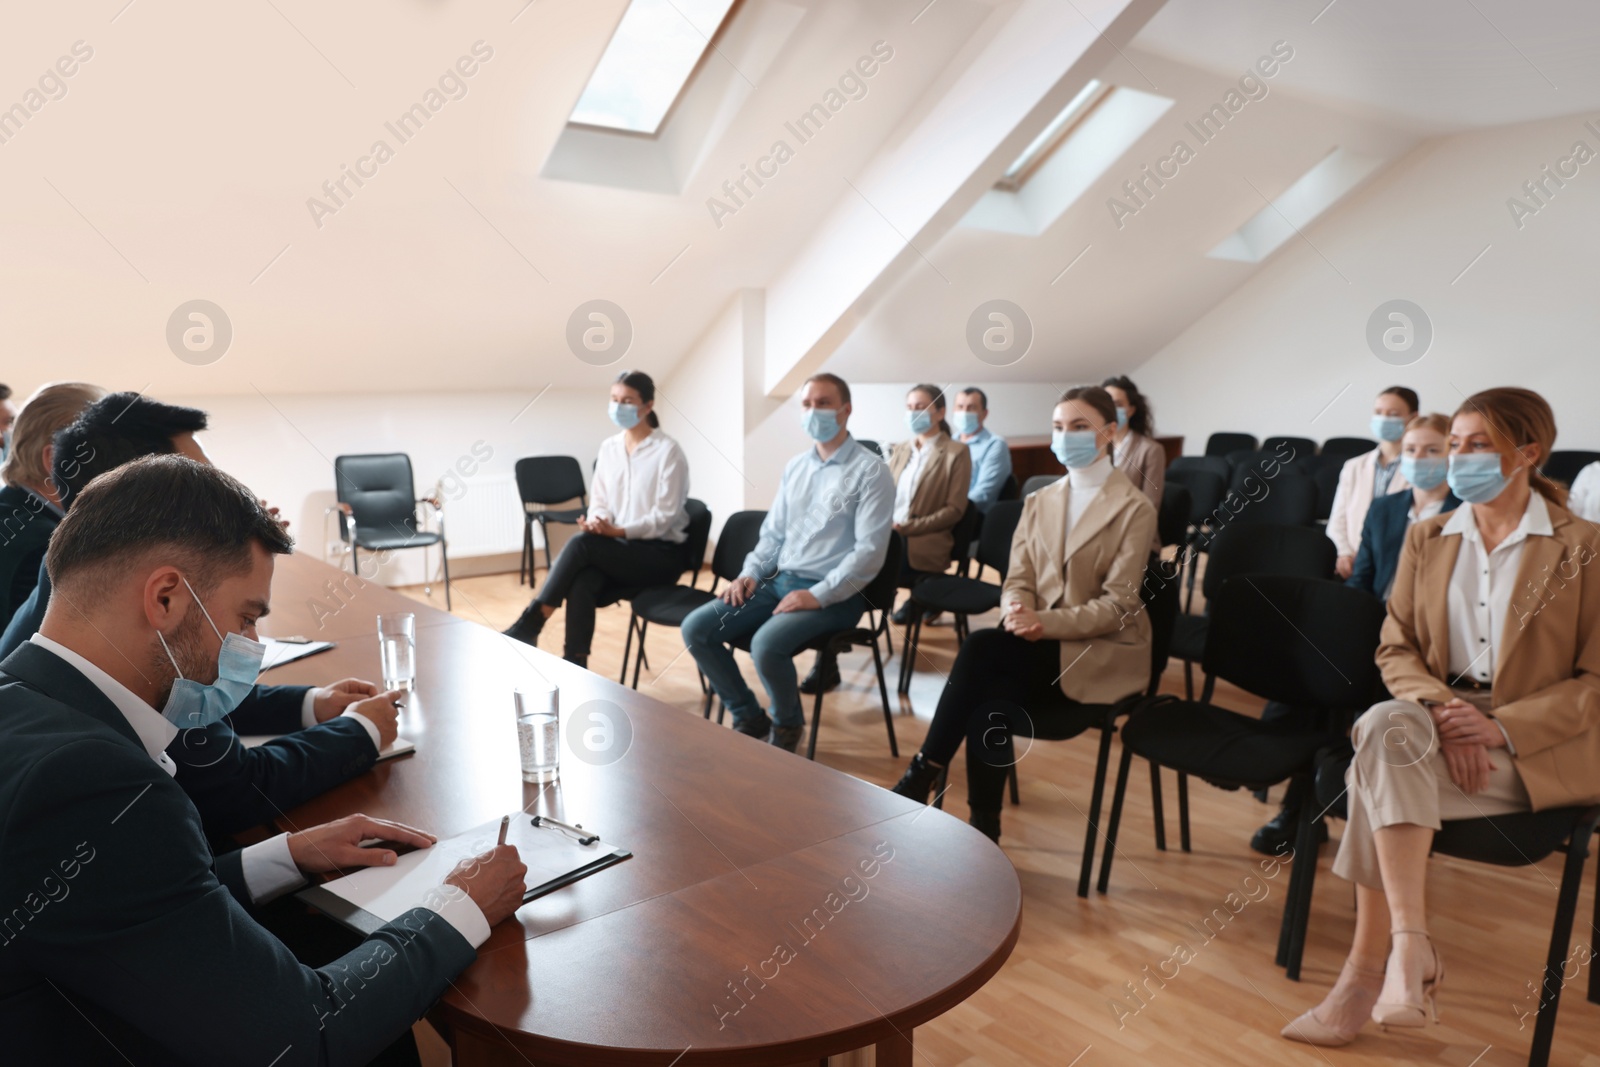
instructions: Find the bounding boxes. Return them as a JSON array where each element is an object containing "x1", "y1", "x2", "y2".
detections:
[
  {"x1": 1283, "y1": 386, "x2": 1600, "y2": 1049},
  {"x1": 504, "y1": 370, "x2": 691, "y2": 668},
  {"x1": 886, "y1": 384, "x2": 971, "y2": 626}
]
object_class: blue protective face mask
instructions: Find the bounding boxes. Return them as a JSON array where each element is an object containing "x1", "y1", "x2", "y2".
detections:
[
  {"x1": 1400, "y1": 455, "x2": 1447, "y2": 492},
  {"x1": 1371, "y1": 415, "x2": 1406, "y2": 442},
  {"x1": 159, "y1": 576, "x2": 266, "y2": 730},
  {"x1": 951, "y1": 410, "x2": 980, "y2": 436},
  {"x1": 608, "y1": 401, "x2": 640, "y2": 429},
  {"x1": 801, "y1": 406, "x2": 840, "y2": 443},
  {"x1": 1447, "y1": 452, "x2": 1511, "y2": 505},
  {"x1": 905, "y1": 408, "x2": 933, "y2": 435},
  {"x1": 1115, "y1": 407, "x2": 1129, "y2": 431},
  {"x1": 1051, "y1": 429, "x2": 1102, "y2": 469}
]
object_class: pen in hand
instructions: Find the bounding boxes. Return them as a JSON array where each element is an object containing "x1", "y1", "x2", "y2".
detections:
[{"x1": 497, "y1": 814, "x2": 511, "y2": 847}]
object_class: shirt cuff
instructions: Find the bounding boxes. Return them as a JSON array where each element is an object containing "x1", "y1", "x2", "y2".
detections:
[
  {"x1": 242, "y1": 834, "x2": 308, "y2": 906},
  {"x1": 1493, "y1": 719, "x2": 1518, "y2": 757},
  {"x1": 421, "y1": 883, "x2": 493, "y2": 949},
  {"x1": 300, "y1": 689, "x2": 318, "y2": 729},
  {"x1": 344, "y1": 710, "x2": 383, "y2": 753},
  {"x1": 808, "y1": 580, "x2": 840, "y2": 607}
]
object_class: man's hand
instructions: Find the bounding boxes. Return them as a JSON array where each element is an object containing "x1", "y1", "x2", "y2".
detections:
[
  {"x1": 719, "y1": 576, "x2": 757, "y2": 606},
  {"x1": 1433, "y1": 698, "x2": 1506, "y2": 748},
  {"x1": 311, "y1": 678, "x2": 380, "y2": 722},
  {"x1": 1335, "y1": 554, "x2": 1354, "y2": 580},
  {"x1": 346, "y1": 690, "x2": 405, "y2": 749},
  {"x1": 774, "y1": 589, "x2": 821, "y2": 614},
  {"x1": 1442, "y1": 741, "x2": 1496, "y2": 795},
  {"x1": 445, "y1": 845, "x2": 529, "y2": 926},
  {"x1": 287, "y1": 815, "x2": 437, "y2": 875},
  {"x1": 1002, "y1": 601, "x2": 1044, "y2": 641}
]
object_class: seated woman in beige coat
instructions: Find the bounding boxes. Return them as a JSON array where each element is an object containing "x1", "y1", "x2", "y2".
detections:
[
  {"x1": 886, "y1": 384, "x2": 972, "y2": 626},
  {"x1": 1283, "y1": 386, "x2": 1600, "y2": 1048},
  {"x1": 890, "y1": 386, "x2": 1156, "y2": 842}
]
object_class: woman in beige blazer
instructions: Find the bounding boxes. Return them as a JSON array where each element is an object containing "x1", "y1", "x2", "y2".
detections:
[
  {"x1": 1103, "y1": 375, "x2": 1165, "y2": 553},
  {"x1": 1327, "y1": 386, "x2": 1419, "y2": 577},
  {"x1": 886, "y1": 384, "x2": 972, "y2": 625},
  {"x1": 890, "y1": 386, "x2": 1156, "y2": 842},
  {"x1": 1283, "y1": 387, "x2": 1600, "y2": 1049}
]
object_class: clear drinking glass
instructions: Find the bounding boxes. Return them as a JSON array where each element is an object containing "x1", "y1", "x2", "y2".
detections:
[
  {"x1": 377, "y1": 612, "x2": 417, "y2": 691},
  {"x1": 516, "y1": 685, "x2": 560, "y2": 784}
]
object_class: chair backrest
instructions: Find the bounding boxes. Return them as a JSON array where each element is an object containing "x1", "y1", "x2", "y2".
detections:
[
  {"x1": 680, "y1": 498, "x2": 713, "y2": 579},
  {"x1": 1262, "y1": 436, "x2": 1317, "y2": 461},
  {"x1": 1544, "y1": 449, "x2": 1600, "y2": 487},
  {"x1": 947, "y1": 502, "x2": 982, "y2": 565},
  {"x1": 1321, "y1": 437, "x2": 1376, "y2": 462},
  {"x1": 1226, "y1": 470, "x2": 1318, "y2": 527},
  {"x1": 1202, "y1": 522, "x2": 1336, "y2": 600},
  {"x1": 710, "y1": 510, "x2": 767, "y2": 584},
  {"x1": 1311, "y1": 453, "x2": 1344, "y2": 521},
  {"x1": 857, "y1": 439, "x2": 883, "y2": 458},
  {"x1": 1203, "y1": 574, "x2": 1386, "y2": 711},
  {"x1": 1228, "y1": 447, "x2": 1313, "y2": 480},
  {"x1": 996, "y1": 473, "x2": 1020, "y2": 501},
  {"x1": 1157, "y1": 483, "x2": 1191, "y2": 548},
  {"x1": 514, "y1": 456, "x2": 587, "y2": 506},
  {"x1": 335, "y1": 454, "x2": 419, "y2": 534},
  {"x1": 975, "y1": 499, "x2": 1023, "y2": 576},
  {"x1": 1021, "y1": 473, "x2": 1060, "y2": 496},
  {"x1": 1165, "y1": 466, "x2": 1226, "y2": 526},
  {"x1": 1206, "y1": 432, "x2": 1257, "y2": 457},
  {"x1": 858, "y1": 532, "x2": 904, "y2": 614},
  {"x1": 1139, "y1": 558, "x2": 1183, "y2": 690}
]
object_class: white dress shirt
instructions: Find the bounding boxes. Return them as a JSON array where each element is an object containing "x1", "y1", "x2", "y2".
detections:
[
  {"x1": 892, "y1": 437, "x2": 934, "y2": 525},
  {"x1": 1569, "y1": 461, "x2": 1600, "y2": 523},
  {"x1": 30, "y1": 633, "x2": 489, "y2": 947},
  {"x1": 587, "y1": 429, "x2": 691, "y2": 543},
  {"x1": 1064, "y1": 455, "x2": 1114, "y2": 546},
  {"x1": 296, "y1": 689, "x2": 381, "y2": 751},
  {"x1": 1442, "y1": 491, "x2": 1554, "y2": 687}
]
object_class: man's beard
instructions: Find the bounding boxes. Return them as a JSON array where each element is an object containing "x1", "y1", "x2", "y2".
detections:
[{"x1": 151, "y1": 609, "x2": 218, "y2": 710}]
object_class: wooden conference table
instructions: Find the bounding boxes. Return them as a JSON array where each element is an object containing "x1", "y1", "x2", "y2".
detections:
[{"x1": 260, "y1": 552, "x2": 1022, "y2": 1066}]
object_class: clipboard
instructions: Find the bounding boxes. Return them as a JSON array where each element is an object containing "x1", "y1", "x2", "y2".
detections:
[
  {"x1": 296, "y1": 812, "x2": 631, "y2": 936},
  {"x1": 259, "y1": 636, "x2": 336, "y2": 671}
]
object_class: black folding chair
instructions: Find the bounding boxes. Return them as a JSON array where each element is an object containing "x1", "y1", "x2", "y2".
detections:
[
  {"x1": 334, "y1": 453, "x2": 450, "y2": 609},
  {"x1": 1544, "y1": 449, "x2": 1600, "y2": 487},
  {"x1": 514, "y1": 456, "x2": 587, "y2": 583},
  {"x1": 1225, "y1": 467, "x2": 1319, "y2": 527},
  {"x1": 1021, "y1": 473, "x2": 1060, "y2": 496},
  {"x1": 1166, "y1": 459, "x2": 1229, "y2": 612},
  {"x1": 1261, "y1": 436, "x2": 1317, "y2": 462},
  {"x1": 1205, "y1": 432, "x2": 1257, "y2": 458},
  {"x1": 608, "y1": 499, "x2": 713, "y2": 687},
  {"x1": 1320, "y1": 436, "x2": 1376, "y2": 463},
  {"x1": 1310, "y1": 453, "x2": 1344, "y2": 523}
]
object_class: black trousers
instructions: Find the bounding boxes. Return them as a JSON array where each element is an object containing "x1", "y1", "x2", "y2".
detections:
[
  {"x1": 921, "y1": 627, "x2": 1081, "y2": 812},
  {"x1": 533, "y1": 532, "x2": 685, "y2": 658}
]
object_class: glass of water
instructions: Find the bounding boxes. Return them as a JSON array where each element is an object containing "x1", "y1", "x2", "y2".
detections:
[
  {"x1": 377, "y1": 612, "x2": 416, "y2": 691},
  {"x1": 516, "y1": 684, "x2": 560, "y2": 784}
]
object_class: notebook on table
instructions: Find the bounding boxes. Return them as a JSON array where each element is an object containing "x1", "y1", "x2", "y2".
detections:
[{"x1": 239, "y1": 732, "x2": 416, "y2": 762}]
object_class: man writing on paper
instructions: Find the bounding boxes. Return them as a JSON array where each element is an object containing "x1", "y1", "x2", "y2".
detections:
[{"x1": 0, "y1": 455, "x2": 528, "y2": 1064}]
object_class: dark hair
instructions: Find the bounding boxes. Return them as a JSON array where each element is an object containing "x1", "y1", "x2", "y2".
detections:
[
  {"x1": 909, "y1": 383, "x2": 952, "y2": 437},
  {"x1": 1453, "y1": 387, "x2": 1566, "y2": 508},
  {"x1": 1059, "y1": 385, "x2": 1117, "y2": 427},
  {"x1": 804, "y1": 372, "x2": 851, "y2": 406},
  {"x1": 1100, "y1": 375, "x2": 1153, "y2": 436},
  {"x1": 52, "y1": 392, "x2": 209, "y2": 508},
  {"x1": 46, "y1": 454, "x2": 292, "y2": 597},
  {"x1": 958, "y1": 386, "x2": 989, "y2": 410},
  {"x1": 1380, "y1": 386, "x2": 1419, "y2": 415},
  {"x1": 613, "y1": 370, "x2": 659, "y2": 429},
  {"x1": 0, "y1": 384, "x2": 11, "y2": 402}
]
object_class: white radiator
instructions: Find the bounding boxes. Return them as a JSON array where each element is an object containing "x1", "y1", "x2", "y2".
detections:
[{"x1": 435, "y1": 473, "x2": 526, "y2": 557}]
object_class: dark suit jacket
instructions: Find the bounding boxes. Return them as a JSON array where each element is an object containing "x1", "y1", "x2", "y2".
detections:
[
  {"x1": 0, "y1": 641, "x2": 476, "y2": 1066},
  {"x1": 0, "y1": 484, "x2": 57, "y2": 633},
  {"x1": 1347, "y1": 489, "x2": 1461, "y2": 600},
  {"x1": 2, "y1": 567, "x2": 376, "y2": 836}
]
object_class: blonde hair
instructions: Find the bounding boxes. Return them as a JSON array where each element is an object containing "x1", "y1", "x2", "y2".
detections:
[
  {"x1": 1404, "y1": 412, "x2": 1451, "y2": 439},
  {"x1": 1, "y1": 381, "x2": 107, "y2": 491},
  {"x1": 1452, "y1": 387, "x2": 1566, "y2": 508}
]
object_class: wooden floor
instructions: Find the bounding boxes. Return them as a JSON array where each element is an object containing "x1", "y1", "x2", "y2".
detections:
[{"x1": 396, "y1": 565, "x2": 1600, "y2": 1067}]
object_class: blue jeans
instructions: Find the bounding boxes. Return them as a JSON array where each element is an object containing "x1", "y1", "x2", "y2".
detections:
[{"x1": 680, "y1": 571, "x2": 866, "y2": 730}]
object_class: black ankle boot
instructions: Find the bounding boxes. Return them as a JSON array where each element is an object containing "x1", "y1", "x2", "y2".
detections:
[
  {"x1": 503, "y1": 604, "x2": 546, "y2": 645},
  {"x1": 968, "y1": 807, "x2": 1001, "y2": 843},
  {"x1": 890, "y1": 753, "x2": 941, "y2": 803}
]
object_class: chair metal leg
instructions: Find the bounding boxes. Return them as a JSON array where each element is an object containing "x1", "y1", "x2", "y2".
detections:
[
  {"x1": 440, "y1": 542, "x2": 451, "y2": 611},
  {"x1": 933, "y1": 766, "x2": 949, "y2": 810},
  {"x1": 1279, "y1": 786, "x2": 1320, "y2": 980},
  {"x1": 1078, "y1": 722, "x2": 1117, "y2": 898},
  {"x1": 806, "y1": 688, "x2": 823, "y2": 760},
  {"x1": 1008, "y1": 764, "x2": 1020, "y2": 806},
  {"x1": 520, "y1": 520, "x2": 531, "y2": 585},
  {"x1": 1149, "y1": 763, "x2": 1167, "y2": 852},
  {"x1": 1098, "y1": 744, "x2": 1137, "y2": 894},
  {"x1": 872, "y1": 638, "x2": 898, "y2": 757},
  {"x1": 1591, "y1": 839, "x2": 1600, "y2": 1007},
  {"x1": 1528, "y1": 819, "x2": 1598, "y2": 1067},
  {"x1": 351, "y1": 545, "x2": 360, "y2": 577},
  {"x1": 882, "y1": 611, "x2": 894, "y2": 657},
  {"x1": 716, "y1": 698, "x2": 726, "y2": 725},
  {"x1": 630, "y1": 619, "x2": 649, "y2": 690},
  {"x1": 540, "y1": 517, "x2": 553, "y2": 572},
  {"x1": 620, "y1": 613, "x2": 636, "y2": 685},
  {"x1": 898, "y1": 613, "x2": 921, "y2": 695},
  {"x1": 1182, "y1": 659, "x2": 1194, "y2": 701},
  {"x1": 702, "y1": 686, "x2": 715, "y2": 719},
  {"x1": 1177, "y1": 772, "x2": 1192, "y2": 852}
]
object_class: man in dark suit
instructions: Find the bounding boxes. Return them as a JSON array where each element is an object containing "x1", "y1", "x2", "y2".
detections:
[
  {"x1": 0, "y1": 455, "x2": 527, "y2": 1064},
  {"x1": 0, "y1": 392, "x2": 402, "y2": 839}
]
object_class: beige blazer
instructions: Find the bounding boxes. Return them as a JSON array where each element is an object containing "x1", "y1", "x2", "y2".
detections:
[
  {"x1": 1328, "y1": 449, "x2": 1410, "y2": 558},
  {"x1": 1378, "y1": 498, "x2": 1600, "y2": 810},
  {"x1": 888, "y1": 433, "x2": 972, "y2": 573},
  {"x1": 1002, "y1": 468, "x2": 1158, "y2": 704},
  {"x1": 1117, "y1": 431, "x2": 1166, "y2": 552}
]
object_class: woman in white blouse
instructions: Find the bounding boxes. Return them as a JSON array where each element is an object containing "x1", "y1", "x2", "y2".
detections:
[
  {"x1": 1327, "y1": 386, "x2": 1418, "y2": 578},
  {"x1": 503, "y1": 371, "x2": 690, "y2": 668}
]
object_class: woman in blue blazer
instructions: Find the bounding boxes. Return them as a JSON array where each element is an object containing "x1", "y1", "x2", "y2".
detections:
[{"x1": 1347, "y1": 413, "x2": 1460, "y2": 600}]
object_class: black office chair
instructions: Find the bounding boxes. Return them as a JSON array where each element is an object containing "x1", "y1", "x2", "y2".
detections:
[
  {"x1": 1544, "y1": 449, "x2": 1600, "y2": 487},
  {"x1": 962, "y1": 474, "x2": 1020, "y2": 578},
  {"x1": 1205, "y1": 432, "x2": 1257, "y2": 458},
  {"x1": 1261, "y1": 436, "x2": 1317, "y2": 463},
  {"x1": 1321, "y1": 436, "x2": 1376, "y2": 462},
  {"x1": 610, "y1": 499, "x2": 714, "y2": 687},
  {"x1": 514, "y1": 456, "x2": 587, "y2": 582},
  {"x1": 1310, "y1": 453, "x2": 1344, "y2": 523},
  {"x1": 333, "y1": 453, "x2": 450, "y2": 609},
  {"x1": 1228, "y1": 446, "x2": 1313, "y2": 477},
  {"x1": 857, "y1": 439, "x2": 884, "y2": 458},
  {"x1": 1225, "y1": 468, "x2": 1319, "y2": 527},
  {"x1": 900, "y1": 500, "x2": 1024, "y2": 694},
  {"x1": 1166, "y1": 459, "x2": 1229, "y2": 611},
  {"x1": 1170, "y1": 455, "x2": 1231, "y2": 484},
  {"x1": 1107, "y1": 576, "x2": 1388, "y2": 981},
  {"x1": 997, "y1": 473, "x2": 1020, "y2": 501},
  {"x1": 1156, "y1": 483, "x2": 1191, "y2": 554},
  {"x1": 1021, "y1": 473, "x2": 1060, "y2": 496}
]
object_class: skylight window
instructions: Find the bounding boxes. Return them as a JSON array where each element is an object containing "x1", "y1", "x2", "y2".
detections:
[
  {"x1": 1207, "y1": 148, "x2": 1385, "y2": 263},
  {"x1": 569, "y1": 0, "x2": 740, "y2": 135},
  {"x1": 996, "y1": 79, "x2": 1109, "y2": 191}
]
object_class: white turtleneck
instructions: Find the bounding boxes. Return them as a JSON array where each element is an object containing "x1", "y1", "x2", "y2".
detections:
[{"x1": 1065, "y1": 454, "x2": 1113, "y2": 547}]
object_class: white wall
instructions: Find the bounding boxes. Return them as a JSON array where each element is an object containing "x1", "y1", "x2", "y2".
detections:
[{"x1": 1130, "y1": 112, "x2": 1600, "y2": 454}]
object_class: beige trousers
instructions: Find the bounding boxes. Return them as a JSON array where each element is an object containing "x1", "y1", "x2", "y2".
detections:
[{"x1": 1332, "y1": 693, "x2": 1530, "y2": 888}]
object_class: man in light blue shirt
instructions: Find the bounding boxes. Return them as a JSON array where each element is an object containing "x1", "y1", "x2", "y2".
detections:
[
  {"x1": 682, "y1": 373, "x2": 894, "y2": 753},
  {"x1": 952, "y1": 387, "x2": 1012, "y2": 513}
]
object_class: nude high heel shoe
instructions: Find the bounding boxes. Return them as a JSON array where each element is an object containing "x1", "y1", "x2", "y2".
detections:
[
  {"x1": 1280, "y1": 959, "x2": 1386, "y2": 1047},
  {"x1": 1371, "y1": 929, "x2": 1443, "y2": 1029}
]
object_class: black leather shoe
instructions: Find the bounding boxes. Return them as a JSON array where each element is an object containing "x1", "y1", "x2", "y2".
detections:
[
  {"x1": 890, "y1": 753, "x2": 941, "y2": 804},
  {"x1": 503, "y1": 609, "x2": 546, "y2": 646},
  {"x1": 797, "y1": 654, "x2": 841, "y2": 695},
  {"x1": 732, "y1": 710, "x2": 772, "y2": 740},
  {"x1": 969, "y1": 807, "x2": 1002, "y2": 843},
  {"x1": 1250, "y1": 810, "x2": 1328, "y2": 856},
  {"x1": 768, "y1": 724, "x2": 804, "y2": 753},
  {"x1": 890, "y1": 601, "x2": 922, "y2": 626}
]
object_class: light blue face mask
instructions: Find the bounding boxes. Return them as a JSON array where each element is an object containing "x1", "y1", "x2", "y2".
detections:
[
  {"x1": 1400, "y1": 455, "x2": 1448, "y2": 492},
  {"x1": 1447, "y1": 452, "x2": 1511, "y2": 505},
  {"x1": 951, "y1": 410, "x2": 980, "y2": 436},
  {"x1": 1371, "y1": 415, "x2": 1406, "y2": 442},
  {"x1": 801, "y1": 406, "x2": 840, "y2": 442},
  {"x1": 905, "y1": 408, "x2": 933, "y2": 435},
  {"x1": 159, "y1": 576, "x2": 266, "y2": 730},
  {"x1": 1051, "y1": 429, "x2": 1101, "y2": 469},
  {"x1": 1115, "y1": 407, "x2": 1129, "y2": 431},
  {"x1": 608, "y1": 401, "x2": 639, "y2": 429}
]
